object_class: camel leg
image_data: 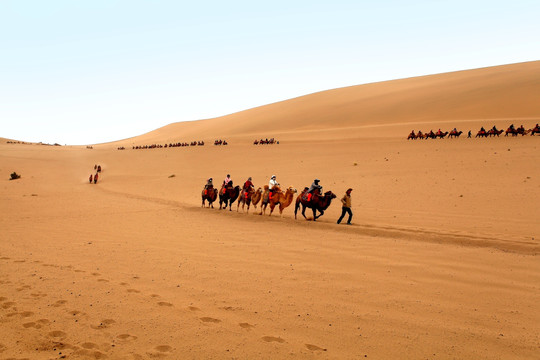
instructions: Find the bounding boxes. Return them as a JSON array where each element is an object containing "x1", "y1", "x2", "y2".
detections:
[{"x1": 301, "y1": 205, "x2": 308, "y2": 220}]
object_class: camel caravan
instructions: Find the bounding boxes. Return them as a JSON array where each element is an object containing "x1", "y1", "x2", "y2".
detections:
[
  {"x1": 407, "y1": 123, "x2": 540, "y2": 140},
  {"x1": 202, "y1": 175, "x2": 337, "y2": 221}
]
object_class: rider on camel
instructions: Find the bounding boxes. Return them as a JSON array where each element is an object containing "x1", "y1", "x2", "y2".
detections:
[
  {"x1": 224, "y1": 174, "x2": 232, "y2": 188},
  {"x1": 492, "y1": 125, "x2": 498, "y2": 132},
  {"x1": 306, "y1": 179, "x2": 322, "y2": 202},
  {"x1": 204, "y1": 178, "x2": 213, "y2": 194},
  {"x1": 269, "y1": 175, "x2": 279, "y2": 199},
  {"x1": 480, "y1": 126, "x2": 486, "y2": 133},
  {"x1": 243, "y1": 177, "x2": 253, "y2": 191},
  {"x1": 509, "y1": 124, "x2": 515, "y2": 130},
  {"x1": 436, "y1": 128, "x2": 442, "y2": 136}
]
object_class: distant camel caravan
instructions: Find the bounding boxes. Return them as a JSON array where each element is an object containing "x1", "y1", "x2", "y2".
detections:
[
  {"x1": 408, "y1": 123, "x2": 540, "y2": 140},
  {"x1": 202, "y1": 181, "x2": 336, "y2": 221}
]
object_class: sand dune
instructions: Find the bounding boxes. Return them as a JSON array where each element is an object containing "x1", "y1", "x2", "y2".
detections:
[
  {"x1": 105, "y1": 61, "x2": 540, "y2": 146},
  {"x1": 1, "y1": 62, "x2": 539, "y2": 359}
]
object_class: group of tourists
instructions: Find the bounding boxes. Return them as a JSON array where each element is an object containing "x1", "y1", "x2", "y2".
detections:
[
  {"x1": 408, "y1": 123, "x2": 540, "y2": 139},
  {"x1": 214, "y1": 139, "x2": 228, "y2": 145},
  {"x1": 204, "y1": 174, "x2": 353, "y2": 224},
  {"x1": 253, "y1": 138, "x2": 279, "y2": 145},
  {"x1": 131, "y1": 141, "x2": 204, "y2": 150},
  {"x1": 89, "y1": 164, "x2": 101, "y2": 184}
]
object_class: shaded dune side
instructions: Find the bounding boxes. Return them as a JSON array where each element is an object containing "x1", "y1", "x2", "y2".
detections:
[{"x1": 108, "y1": 61, "x2": 540, "y2": 145}]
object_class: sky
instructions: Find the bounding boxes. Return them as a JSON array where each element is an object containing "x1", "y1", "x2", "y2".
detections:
[{"x1": 1, "y1": 1, "x2": 539, "y2": 145}]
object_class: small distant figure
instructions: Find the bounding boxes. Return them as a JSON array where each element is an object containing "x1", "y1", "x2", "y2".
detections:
[
  {"x1": 89, "y1": 174, "x2": 93, "y2": 183},
  {"x1": 94, "y1": 173, "x2": 98, "y2": 184},
  {"x1": 337, "y1": 188, "x2": 353, "y2": 225},
  {"x1": 467, "y1": 130, "x2": 472, "y2": 138},
  {"x1": 97, "y1": 165, "x2": 102, "y2": 173}
]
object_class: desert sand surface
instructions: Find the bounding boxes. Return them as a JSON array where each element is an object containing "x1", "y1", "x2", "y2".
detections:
[{"x1": 1, "y1": 62, "x2": 539, "y2": 359}]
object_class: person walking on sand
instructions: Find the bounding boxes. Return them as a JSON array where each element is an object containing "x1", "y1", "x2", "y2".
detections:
[
  {"x1": 337, "y1": 188, "x2": 353, "y2": 225},
  {"x1": 89, "y1": 174, "x2": 93, "y2": 183},
  {"x1": 94, "y1": 173, "x2": 98, "y2": 184}
]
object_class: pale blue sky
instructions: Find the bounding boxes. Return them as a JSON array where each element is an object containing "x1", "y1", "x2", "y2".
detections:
[{"x1": 1, "y1": 1, "x2": 539, "y2": 145}]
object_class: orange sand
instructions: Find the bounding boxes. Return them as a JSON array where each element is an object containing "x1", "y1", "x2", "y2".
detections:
[{"x1": 1, "y1": 61, "x2": 539, "y2": 359}]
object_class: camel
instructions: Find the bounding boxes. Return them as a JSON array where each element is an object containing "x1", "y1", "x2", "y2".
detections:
[
  {"x1": 436, "y1": 131, "x2": 449, "y2": 139},
  {"x1": 201, "y1": 187, "x2": 218, "y2": 208},
  {"x1": 237, "y1": 186, "x2": 255, "y2": 213},
  {"x1": 251, "y1": 187, "x2": 263, "y2": 211},
  {"x1": 259, "y1": 185, "x2": 271, "y2": 215},
  {"x1": 488, "y1": 129, "x2": 504, "y2": 137},
  {"x1": 268, "y1": 186, "x2": 297, "y2": 216},
  {"x1": 294, "y1": 188, "x2": 336, "y2": 221},
  {"x1": 219, "y1": 184, "x2": 240, "y2": 211},
  {"x1": 448, "y1": 130, "x2": 462, "y2": 138},
  {"x1": 476, "y1": 129, "x2": 488, "y2": 138}
]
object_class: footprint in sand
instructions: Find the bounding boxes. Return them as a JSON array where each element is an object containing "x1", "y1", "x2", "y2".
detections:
[
  {"x1": 220, "y1": 306, "x2": 243, "y2": 311},
  {"x1": 52, "y1": 299, "x2": 68, "y2": 307},
  {"x1": 117, "y1": 334, "x2": 138, "y2": 341},
  {"x1": 16, "y1": 285, "x2": 31, "y2": 291},
  {"x1": 30, "y1": 292, "x2": 47, "y2": 298},
  {"x1": 81, "y1": 342, "x2": 99, "y2": 349},
  {"x1": 157, "y1": 302, "x2": 173, "y2": 307},
  {"x1": 2, "y1": 301, "x2": 16, "y2": 309},
  {"x1": 262, "y1": 336, "x2": 285, "y2": 343},
  {"x1": 0, "y1": 343, "x2": 6, "y2": 352},
  {"x1": 91, "y1": 319, "x2": 116, "y2": 329},
  {"x1": 127, "y1": 289, "x2": 140, "y2": 293},
  {"x1": 74, "y1": 269, "x2": 85, "y2": 273},
  {"x1": 305, "y1": 344, "x2": 327, "y2": 352},
  {"x1": 48, "y1": 330, "x2": 67, "y2": 338},
  {"x1": 150, "y1": 294, "x2": 160, "y2": 298},
  {"x1": 14, "y1": 260, "x2": 26, "y2": 263},
  {"x1": 37, "y1": 319, "x2": 51, "y2": 325},
  {"x1": 0, "y1": 296, "x2": 7, "y2": 302},
  {"x1": 91, "y1": 272, "x2": 101, "y2": 276},
  {"x1": 69, "y1": 310, "x2": 83, "y2": 316},
  {"x1": 97, "y1": 278, "x2": 109, "y2": 282},
  {"x1": 239, "y1": 323, "x2": 255, "y2": 330},
  {"x1": 120, "y1": 282, "x2": 129, "y2": 286},
  {"x1": 188, "y1": 306, "x2": 200, "y2": 311},
  {"x1": 23, "y1": 321, "x2": 41, "y2": 329},
  {"x1": 155, "y1": 345, "x2": 172, "y2": 352},
  {"x1": 0, "y1": 257, "x2": 11, "y2": 260},
  {"x1": 199, "y1": 317, "x2": 221, "y2": 323}
]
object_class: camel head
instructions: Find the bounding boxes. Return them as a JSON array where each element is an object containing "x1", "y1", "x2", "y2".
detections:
[
  {"x1": 286, "y1": 186, "x2": 297, "y2": 194},
  {"x1": 324, "y1": 191, "x2": 336, "y2": 199},
  {"x1": 255, "y1": 187, "x2": 262, "y2": 194},
  {"x1": 263, "y1": 185, "x2": 269, "y2": 190}
]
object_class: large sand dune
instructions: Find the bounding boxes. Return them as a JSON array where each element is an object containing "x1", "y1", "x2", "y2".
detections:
[{"x1": 1, "y1": 62, "x2": 539, "y2": 359}]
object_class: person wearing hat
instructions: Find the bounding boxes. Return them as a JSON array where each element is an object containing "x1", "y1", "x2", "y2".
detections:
[
  {"x1": 243, "y1": 177, "x2": 254, "y2": 192},
  {"x1": 268, "y1": 175, "x2": 279, "y2": 199},
  {"x1": 337, "y1": 188, "x2": 353, "y2": 225},
  {"x1": 204, "y1": 177, "x2": 213, "y2": 194}
]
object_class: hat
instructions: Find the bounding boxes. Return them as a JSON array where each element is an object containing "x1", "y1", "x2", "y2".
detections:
[
  {"x1": 227, "y1": 174, "x2": 230, "y2": 177},
  {"x1": 314, "y1": 179, "x2": 320, "y2": 182},
  {"x1": 248, "y1": 177, "x2": 252, "y2": 181},
  {"x1": 271, "y1": 175, "x2": 276, "y2": 179}
]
